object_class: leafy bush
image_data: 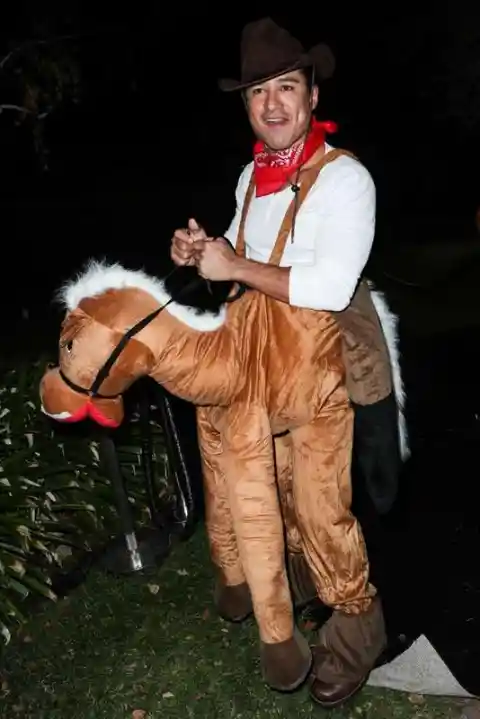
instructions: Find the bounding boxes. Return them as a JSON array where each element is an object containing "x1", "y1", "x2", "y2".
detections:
[{"x1": 0, "y1": 357, "x2": 169, "y2": 644}]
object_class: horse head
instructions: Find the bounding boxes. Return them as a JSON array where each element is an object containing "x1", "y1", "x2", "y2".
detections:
[
  {"x1": 40, "y1": 260, "x2": 232, "y2": 427},
  {"x1": 40, "y1": 261, "x2": 169, "y2": 427}
]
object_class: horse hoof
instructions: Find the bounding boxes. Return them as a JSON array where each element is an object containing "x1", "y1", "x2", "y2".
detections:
[
  {"x1": 260, "y1": 627, "x2": 312, "y2": 692},
  {"x1": 214, "y1": 579, "x2": 253, "y2": 622}
]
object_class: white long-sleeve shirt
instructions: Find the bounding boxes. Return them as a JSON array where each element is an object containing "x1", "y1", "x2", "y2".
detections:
[{"x1": 224, "y1": 144, "x2": 376, "y2": 312}]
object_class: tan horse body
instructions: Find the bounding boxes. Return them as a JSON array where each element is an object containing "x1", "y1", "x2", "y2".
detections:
[{"x1": 40, "y1": 261, "x2": 401, "y2": 690}]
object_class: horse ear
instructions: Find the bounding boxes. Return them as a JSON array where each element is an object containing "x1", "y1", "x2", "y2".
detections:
[{"x1": 60, "y1": 309, "x2": 91, "y2": 345}]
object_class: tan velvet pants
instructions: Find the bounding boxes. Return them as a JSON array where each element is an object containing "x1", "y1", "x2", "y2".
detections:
[
  {"x1": 197, "y1": 379, "x2": 374, "y2": 645},
  {"x1": 274, "y1": 389, "x2": 375, "y2": 613}
]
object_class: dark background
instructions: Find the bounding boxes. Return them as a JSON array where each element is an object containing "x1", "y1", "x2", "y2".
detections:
[
  {"x1": 0, "y1": 3, "x2": 479, "y2": 349},
  {"x1": 0, "y1": 7, "x2": 479, "y2": 688}
]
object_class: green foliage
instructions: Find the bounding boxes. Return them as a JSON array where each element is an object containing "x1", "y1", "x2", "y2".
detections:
[
  {"x1": 0, "y1": 357, "x2": 169, "y2": 645},
  {"x1": 3, "y1": 38, "x2": 82, "y2": 114},
  {"x1": 0, "y1": 34, "x2": 83, "y2": 170}
]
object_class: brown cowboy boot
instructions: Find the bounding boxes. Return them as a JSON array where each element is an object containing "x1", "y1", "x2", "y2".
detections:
[
  {"x1": 309, "y1": 596, "x2": 387, "y2": 709},
  {"x1": 215, "y1": 552, "x2": 319, "y2": 623}
]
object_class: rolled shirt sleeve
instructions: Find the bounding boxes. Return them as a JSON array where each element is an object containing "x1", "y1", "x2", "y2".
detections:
[{"x1": 289, "y1": 161, "x2": 376, "y2": 311}]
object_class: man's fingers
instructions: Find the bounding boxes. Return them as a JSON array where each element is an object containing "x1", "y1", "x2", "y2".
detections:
[
  {"x1": 174, "y1": 228, "x2": 194, "y2": 244},
  {"x1": 188, "y1": 217, "x2": 200, "y2": 231},
  {"x1": 174, "y1": 237, "x2": 195, "y2": 253},
  {"x1": 188, "y1": 217, "x2": 210, "y2": 241},
  {"x1": 171, "y1": 227, "x2": 218, "y2": 270},
  {"x1": 188, "y1": 217, "x2": 207, "y2": 236},
  {"x1": 171, "y1": 249, "x2": 196, "y2": 267},
  {"x1": 171, "y1": 239, "x2": 196, "y2": 262}
]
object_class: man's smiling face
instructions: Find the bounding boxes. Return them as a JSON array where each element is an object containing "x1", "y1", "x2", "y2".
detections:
[{"x1": 245, "y1": 69, "x2": 318, "y2": 151}]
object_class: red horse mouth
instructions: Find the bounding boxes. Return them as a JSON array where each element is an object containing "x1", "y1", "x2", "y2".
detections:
[{"x1": 41, "y1": 399, "x2": 121, "y2": 428}]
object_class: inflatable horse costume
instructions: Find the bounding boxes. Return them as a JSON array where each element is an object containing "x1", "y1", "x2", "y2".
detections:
[{"x1": 39, "y1": 150, "x2": 407, "y2": 708}]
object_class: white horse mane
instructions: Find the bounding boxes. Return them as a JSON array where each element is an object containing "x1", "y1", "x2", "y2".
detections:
[{"x1": 57, "y1": 259, "x2": 227, "y2": 331}]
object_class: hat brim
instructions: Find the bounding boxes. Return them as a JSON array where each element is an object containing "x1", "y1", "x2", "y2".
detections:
[
  {"x1": 218, "y1": 44, "x2": 335, "y2": 93},
  {"x1": 219, "y1": 59, "x2": 306, "y2": 93}
]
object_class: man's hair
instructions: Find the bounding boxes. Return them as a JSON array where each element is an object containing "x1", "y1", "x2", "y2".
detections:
[
  {"x1": 299, "y1": 65, "x2": 315, "y2": 91},
  {"x1": 241, "y1": 65, "x2": 317, "y2": 101}
]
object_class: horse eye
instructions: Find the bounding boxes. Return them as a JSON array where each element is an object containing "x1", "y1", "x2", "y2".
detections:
[{"x1": 65, "y1": 340, "x2": 73, "y2": 352}]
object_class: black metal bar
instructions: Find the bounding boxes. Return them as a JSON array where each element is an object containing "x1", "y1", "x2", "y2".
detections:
[
  {"x1": 98, "y1": 432, "x2": 144, "y2": 571},
  {"x1": 156, "y1": 389, "x2": 195, "y2": 534}
]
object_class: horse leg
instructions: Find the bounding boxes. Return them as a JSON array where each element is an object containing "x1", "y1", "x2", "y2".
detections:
[
  {"x1": 223, "y1": 406, "x2": 311, "y2": 691},
  {"x1": 196, "y1": 407, "x2": 252, "y2": 622}
]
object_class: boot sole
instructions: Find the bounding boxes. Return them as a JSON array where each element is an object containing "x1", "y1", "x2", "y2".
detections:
[{"x1": 309, "y1": 672, "x2": 369, "y2": 709}]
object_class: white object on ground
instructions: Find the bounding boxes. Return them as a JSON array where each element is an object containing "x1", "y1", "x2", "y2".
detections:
[{"x1": 367, "y1": 634, "x2": 475, "y2": 698}]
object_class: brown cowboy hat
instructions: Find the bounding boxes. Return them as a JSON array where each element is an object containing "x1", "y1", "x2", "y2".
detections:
[{"x1": 219, "y1": 17, "x2": 335, "y2": 92}]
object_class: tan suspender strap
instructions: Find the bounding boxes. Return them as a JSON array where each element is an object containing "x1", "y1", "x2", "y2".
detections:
[
  {"x1": 235, "y1": 173, "x2": 255, "y2": 260},
  {"x1": 235, "y1": 149, "x2": 357, "y2": 266}
]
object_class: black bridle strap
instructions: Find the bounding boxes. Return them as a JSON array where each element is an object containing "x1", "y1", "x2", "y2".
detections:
[
  {"x1": 89, "y1": 304, "x2": 165, "y2": 396},
  {"x1": 58, "y1": 368, "x2": 117, "y2": 399},
  {"x1": 58, "y1": 303, "x2": 166, "y2": 400}
]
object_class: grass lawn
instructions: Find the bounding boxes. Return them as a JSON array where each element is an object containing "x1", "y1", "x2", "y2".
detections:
[{"x1": 0, "y1": 526, "x2": 468, "y2": 719}]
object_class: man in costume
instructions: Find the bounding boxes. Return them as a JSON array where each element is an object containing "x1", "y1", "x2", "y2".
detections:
[{"x1": 170, "y1": 17, "x2": 404, "y2": 709}]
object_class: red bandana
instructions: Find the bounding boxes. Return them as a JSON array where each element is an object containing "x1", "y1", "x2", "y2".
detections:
[{"x1": 253, "y1": 119, "x2": 338, "y2": 197}]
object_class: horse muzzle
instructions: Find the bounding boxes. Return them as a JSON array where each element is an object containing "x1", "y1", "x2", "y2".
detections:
[{"x1": 39, "y1": 365, "x2": 124, "y2": 429}]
